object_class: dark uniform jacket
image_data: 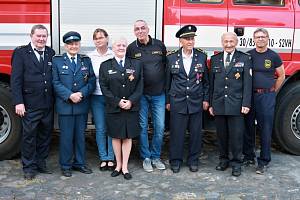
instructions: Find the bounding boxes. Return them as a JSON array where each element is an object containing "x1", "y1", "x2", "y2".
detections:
[
  {"x1": 166, "y1": 48, "x2": 209, "y2": 114},
  {"x1": 11, "y1": 43, "x2": 55, "y2": 109},
  {"x1": 99, "y1": 57, "x2": 143, "y2": 114},
  {"x1": 52, "y1": 53, "x2": 96, "y2": 115},
  {"x1": 209, "y1": 50, "x2": 252, "y2": 115}
]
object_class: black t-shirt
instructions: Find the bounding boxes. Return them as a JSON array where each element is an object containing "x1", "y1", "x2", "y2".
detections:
[
  {"x1": 126, "y1": 36, "x2": 166, "y2": 95},
  {"x1": 247, "y1": 48, "x2": 282, "y2": 89}
]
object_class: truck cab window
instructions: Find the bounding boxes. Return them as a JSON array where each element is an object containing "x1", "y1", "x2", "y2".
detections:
[
  {"x1": 234, "y1": 0, "x2": 284, "y2": 6},
  {"x1": 186, "y1": 0, "x2": 223, "y2": 3}
]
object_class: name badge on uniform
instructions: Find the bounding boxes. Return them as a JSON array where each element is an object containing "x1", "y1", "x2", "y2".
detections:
[
  {"x1": 134, "y1": 53, "x2": 141, "y2": 58},
  {"x1": 234, "y1": 62, "x2": 244, "y2": 67},
  {"x1": 264, "y1": 59, "x2": 271, "y2": 69},
  {"x1": 152, "y1": 51, "x2": 162, "y2": 55},
  {"x1": 108, "y1": 70, "x2": 117, "y2": 74}
]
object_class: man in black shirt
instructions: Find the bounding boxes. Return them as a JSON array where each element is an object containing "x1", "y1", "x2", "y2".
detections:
[
  {"x1": 243, "y1": 28, "x2": 285, "y2": 174},
  {"x1": 127, "y1": 20, "x2": 167, "y2": 172}
]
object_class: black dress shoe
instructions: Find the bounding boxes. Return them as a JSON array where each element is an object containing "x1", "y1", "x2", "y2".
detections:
[
  {"x1": 189, "y1": 165, "x2": 199, "y2": 172},
  {"x1": 73, "y1": 166, "x2": 93, "y2": 174},
  {"x1": 37, "y1": 167, "x2": 53, "y2": 174},
  {"x1": 62, "y1": 169, "x2": 72, "y2": 177},
  {"x1": 216, "y1": 162, "x2": 229, "y2": 171},
  {"x1": 111, "y1": 170, "x2": 122, "y2": 177},
  {"x1": 232, "y1": 166, "x2": 241, "y2": 177},
  {"x1": 123, "y1": 172, "x2": 132, "y2": 180},
  {"x1": 99, "y1": 161, "x2": 107, "y2": 171},
  {"x1": 107, "y1": 161, "x2": 115, "y2": 171},
  {"x1": 171, "y1": 164, "x2": 180, "y2": 173},
  {"x1": 24, "y1": 172, "x2": 35, "y2": 180}
]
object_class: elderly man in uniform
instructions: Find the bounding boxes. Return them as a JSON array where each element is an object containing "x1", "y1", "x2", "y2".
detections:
[
  {"x1": 209, "y1": 32, "x2": 252, "y2": 177},
  {"x1": 52, "y1": 31, "x2": 96, "y2": 177},
  {"x1": 127, "y1": 20, "x2": 167, "y2": 172},
  {"x1": 166, "y1": 25, "x2": 209, "y2": 173},
  {"x1": 11, "y1": 24, "x2": 55, "y2": 180},
  {"x1": 243, "y1": 28, "x2": 285, "y2": 174}
]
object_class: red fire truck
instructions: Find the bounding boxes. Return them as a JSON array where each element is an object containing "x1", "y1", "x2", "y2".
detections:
[{"x1": 0, "y1": 0, "x2": 299, "y2": 159}]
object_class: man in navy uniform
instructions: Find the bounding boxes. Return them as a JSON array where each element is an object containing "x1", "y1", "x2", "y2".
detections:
[
  {"x1": 52, "y1": 31, "x2": 96, "y2": 177},
  {"x1": 11, "y1": 24, "x2": 55, "y2": 180},
  {"x1": 209, "y1": 32, "x2": 252, "y2": 177},
  {"x1": 243, "y1": 28, "x2": 285, "y2": 174},
  {"x1": 166, "y1": 25, "x2": 209, "y2": 173}
]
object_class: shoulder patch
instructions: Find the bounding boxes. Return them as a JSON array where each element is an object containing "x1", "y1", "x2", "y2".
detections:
[
  {"x1": 195, "y1": 48, "x2": 207, "y2": 55},
  {"x1": 166, "y1": 49, "x2": 178, "y2": 56}
]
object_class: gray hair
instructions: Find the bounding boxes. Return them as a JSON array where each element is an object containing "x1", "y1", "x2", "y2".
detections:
[
  {"x1": 221, "y1": 32, "x2": 238, "y2": 42},
  {"x1": 253, "y1": 28, "x2": 269, "y2": 38}
]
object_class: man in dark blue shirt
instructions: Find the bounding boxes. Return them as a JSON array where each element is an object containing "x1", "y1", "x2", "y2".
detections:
[{"x1": 243, "y1": 28, "x2": 285, "y2": 174}]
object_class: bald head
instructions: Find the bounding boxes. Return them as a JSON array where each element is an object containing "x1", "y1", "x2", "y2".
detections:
[{"x1": 221, "y1": 32, "x2": 238, "y2": 53}]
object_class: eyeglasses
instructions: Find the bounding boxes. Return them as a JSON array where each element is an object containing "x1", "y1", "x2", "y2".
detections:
[{"x1": 254, "y1": 36, "x2": 268, "y2": 39}]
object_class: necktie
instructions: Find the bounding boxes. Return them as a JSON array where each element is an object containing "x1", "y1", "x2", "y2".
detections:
[
  {"x1": 225, "y1": 52, "x2": 231, "y2": 68},
  {"x1": 119, "y1": 60, "x2": 123, "y2": 68},
  {"x1": 71, "y1": 57, "x2": 76, "y2": 70},
  {"x1": 34, "y1": 49, "x2": 44, "y2": 63}
]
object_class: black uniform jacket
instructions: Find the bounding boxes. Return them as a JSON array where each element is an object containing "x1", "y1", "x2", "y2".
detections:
[
  {"x1": 99, "y1": 57, "x2": 143, "y2": 114},
  {"x1": 11, "y1": 43, "x2": 55, "y2": 109},
  {"x1": 166, "y1": 48, "x2": 209, "y2": 114},
  {"x1": 209, "y1": 50, "x2": 252, "y2": 115}
]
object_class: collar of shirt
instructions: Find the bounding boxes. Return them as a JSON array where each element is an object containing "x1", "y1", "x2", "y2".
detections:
[
  {"x1": 223, "y1": 50, "x2": 235, "y2": 62},
  {"x1": 115, "y1": 56, "x2": 126, "y2": 66},
  {"x1": 67, "y1": 53, "x2": 77, "y2": 64},
  {"x1": 136, "y1": 35, "x2": 153, "y2": 47},
  {"x1": 31, "y1": 42, "x2": 45, "y2": 59},
  {"x1": 182, "y1": 49, "x2": 193, "y2": 60}
]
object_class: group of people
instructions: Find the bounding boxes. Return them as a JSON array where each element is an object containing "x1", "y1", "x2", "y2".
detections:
[{"x1": 10, "y1": 20, "x2": 285, "y2": 181}]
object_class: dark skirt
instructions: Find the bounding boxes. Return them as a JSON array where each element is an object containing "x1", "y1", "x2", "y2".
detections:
[{"x1": 106, "y1": 111, "x2": 140, "y2": 139}]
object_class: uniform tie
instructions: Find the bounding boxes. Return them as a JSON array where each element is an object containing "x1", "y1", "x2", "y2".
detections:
[
  {"x1": 71, "y1": 57, "x2": 77, "y2": 70},
  {"x1": 225, "y1": 52, "x2": 231, "y2": 68},
  {"x1": 119, "y1": 60, "x2": 123, "y2": 68},
  {"x1": 34, "y1": 48, "x2": 44, "y2": 63}
]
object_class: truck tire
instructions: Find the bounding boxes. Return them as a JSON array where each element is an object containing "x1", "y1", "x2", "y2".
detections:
[
  {"x1": 274, "y1": 82, "x2": 300, "y2": 155},
  {"x1": 0, "y1": 82, "x2": 21, "y2": 160}
]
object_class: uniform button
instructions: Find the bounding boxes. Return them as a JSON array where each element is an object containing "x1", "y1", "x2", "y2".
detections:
[
  {"x1": 186, "y1": 95, "x2": 189, "y2": 98},
  {"x1": 225, "y1": 95, "x2": 228, "y2": 97},
  {"x1": 122, "y1": 73, "x2": 124, "y2": 76},
  {"x1": 186, "y1": 87, "x2": 189, "y2": 90},
  {"x1": 225, "y1": 77, "x2": 228, "y2": 80},
  {"x1": 74, "y1": 73, "x2": 76, "y2": 76},
  {"x1": 45, "y1": 89, "x2": 48, "y2": 92},
  {"x1": 187, "y1": 78, "x2": 189, "y2": 81},
  {"x1": 44, "y1": 81, "x2": 47, "y2": 84},
  {"x1": 122, "y1": 84, "x2": 125, "y2": 87},
  {"x1": 225, "y1": 86, "x2": 228, "y2": 89},
  {"x1": 74, "y1": 83, "x2": 77, "y2": 86},
  {"x1": 43, "y1": 73, "x2": 46, "y2": 76}
]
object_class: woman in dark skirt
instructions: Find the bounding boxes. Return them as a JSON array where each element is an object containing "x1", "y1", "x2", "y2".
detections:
[{"x1": 99, "y1": 37, "x2": 143, "y2": 180}]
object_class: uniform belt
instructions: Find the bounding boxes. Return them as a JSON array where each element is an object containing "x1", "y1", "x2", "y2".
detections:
[{"x1": 254, "y1": 87, "x2": 275, "y2": 93}]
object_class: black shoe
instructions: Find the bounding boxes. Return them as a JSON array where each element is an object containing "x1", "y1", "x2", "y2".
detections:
[
  {"x1": 216, "y1": 162, "x2": 229, "y2": 171},
  {"x1": 256, "y1": 165, "x2": 267, "y2": 174},
  {"x1": 123, "y1": 172, "x2": 132, "y2": 180},
  {"x1": 37, "y1": 166, "x2": 53, "y2": 174},
  {"x1": 72, "y1": 166, "x2": 93, "y2": 174},
  {"x1": 242, "y1": 158, "x2": 256, "y2": 166},
  {"x1": 189, "y1": 165, "x2": 199, "y2": 172},
  {"x1": 62, "y1": 169, "x2": 72, "y2": 177},
  {"x1": 111, "y1": 170, "x2": 122, "y2": 177},
  {"x1": 24, "y1": 172, "x2": 36, "y2": 180},
  {"x1": 171, "y1": 164, "x2": 180, "y2": 173},
  {"x1": 232, "y1": 166, "x2": 241, "y2": 177},
  {"x1": 99, "y1": 161, "x2": 107, "y2": 171},
  {"x1": 107, "y1": 161, "x2": 115, "y2": 171}
]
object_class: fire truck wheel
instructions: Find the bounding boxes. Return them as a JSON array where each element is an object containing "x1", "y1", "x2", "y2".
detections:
[
  {"x1": 274, "y1": 82, "x2": 300, "y2": 155},
  {"x1": 0, "y1": 82, "x2": 21, "y2": 160}
]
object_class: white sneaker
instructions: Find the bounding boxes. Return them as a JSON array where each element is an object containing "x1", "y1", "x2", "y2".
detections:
[
  {"x1": 152, "y1": 158, "x2": 166, "y2": 170},
  {"x1": 143, "y1": 158, "x2": 153, "y2": 172}
]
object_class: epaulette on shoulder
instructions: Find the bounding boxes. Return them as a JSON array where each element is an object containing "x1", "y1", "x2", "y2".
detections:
[
  {"x1": 195, "y1": 48, "x2": 207, "y2": 55},
  {"x1": 80, "y1": 54, "x2": 89, "y2": 58},
  {"x1": 16, "y1": 45, "x2": 26, "y2": 49},
  {"x1": 53, "y1": 54, "x2": 63, "y2": 57},
  {"x1": 166, "y1": 49, "x2": 178, "y2": 56}
]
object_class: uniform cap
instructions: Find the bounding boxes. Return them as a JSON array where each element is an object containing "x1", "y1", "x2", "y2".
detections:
[
  {"x1": 63, "y1": 31, "x2": 81, "y2": 44},
  {"x1": 176, "y1": 25, "x2": 197, "y2": 38}
]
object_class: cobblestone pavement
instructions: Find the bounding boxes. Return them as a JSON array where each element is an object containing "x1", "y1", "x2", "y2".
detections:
[{"x1": 0, "y1": 131, "x2": 300, "y2": 200}]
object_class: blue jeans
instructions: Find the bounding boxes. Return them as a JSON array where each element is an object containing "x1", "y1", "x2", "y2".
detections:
[
  {"x1": 139, "y1": 93, "x2": 165, "y2": 160},
  {"x1": 91, "y1": 95, "x2": 114, "y2": 161}
]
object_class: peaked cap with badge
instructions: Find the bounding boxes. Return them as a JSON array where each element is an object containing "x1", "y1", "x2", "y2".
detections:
[{"x1": 176, "y1": 24, "x2": 197, "y2": 38}]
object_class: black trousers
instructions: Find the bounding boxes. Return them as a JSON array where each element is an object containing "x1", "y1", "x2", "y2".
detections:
[
  {"x1": 169, "y1": 111, "x2": 203, "y2": 166},
  {"x1": 215, "y1": 115, "x2": 244, "y2": 167},
  {"x1": 21, "y1": 108, "x2": 53, "y2": 173}
]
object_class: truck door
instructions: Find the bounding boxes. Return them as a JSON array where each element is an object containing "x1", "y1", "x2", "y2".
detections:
[
  {"x1": 228, "y1": 0, "x2": 294, "y2": 60},
  {"x1": 164, "y1": 0, "x2": 228, "y2": 56}
]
